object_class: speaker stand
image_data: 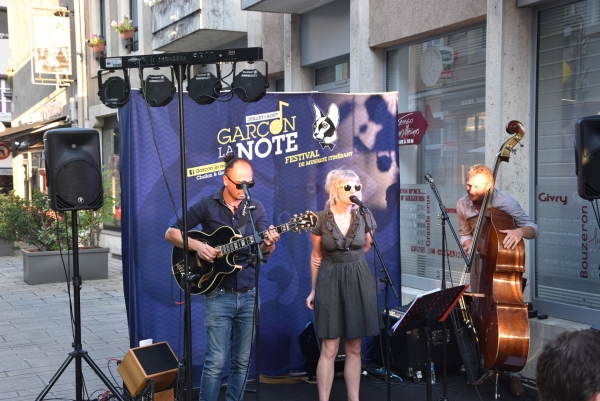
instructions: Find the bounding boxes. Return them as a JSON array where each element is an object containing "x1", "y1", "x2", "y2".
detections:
[{"x1": 36, "y1": 211, "x2": 125, "y2": 401}]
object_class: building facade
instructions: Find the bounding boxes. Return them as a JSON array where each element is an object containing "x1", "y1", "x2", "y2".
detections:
[
  {"x1": 80, "y1": 0, "x2": 600, "y2": 378},
  {"x1": 0, "y1": 0, "x2": 12, "y2": 192},
  {"x1": 4, "y1": 0, "x2": 82, "y2": 200}
]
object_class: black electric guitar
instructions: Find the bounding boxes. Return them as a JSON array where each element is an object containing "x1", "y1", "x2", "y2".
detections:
[{"x1": 171, "y1": 211, "x2": 317, "y2": 295}]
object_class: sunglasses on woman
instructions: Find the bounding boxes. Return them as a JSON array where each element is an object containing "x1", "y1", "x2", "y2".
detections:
[
  {"x1": 225, "y1": 174, "x2": 255, "y2": 189},
  {"x1": 337, "y1": 183, "x2": 362, "y2": 192}
]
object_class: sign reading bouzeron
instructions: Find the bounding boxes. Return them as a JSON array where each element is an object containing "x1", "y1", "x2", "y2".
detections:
[{"x1": 398, "y1": 111, "x2": 429, "y2": 146}]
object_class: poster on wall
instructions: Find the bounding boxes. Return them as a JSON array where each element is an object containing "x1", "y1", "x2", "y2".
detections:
[
  {"x1": 400, "y1": 184, "x2": 464, "y2": 282},
  {"x1": 118, "y1": 91, "x2": 400, "y2": 382}
]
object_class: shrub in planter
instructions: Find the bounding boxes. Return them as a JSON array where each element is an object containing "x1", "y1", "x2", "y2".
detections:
[
  {"x1": 0, "y1": 171, "x2": 116, "y2": 251},
  {"x1": 0, "y1": 190, "x2": 70, "y2": 251}
]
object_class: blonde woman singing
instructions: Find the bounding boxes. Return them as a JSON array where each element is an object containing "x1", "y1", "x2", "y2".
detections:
[{"x1": 306, "y1": 168, "x2": 383, "y2": 401}]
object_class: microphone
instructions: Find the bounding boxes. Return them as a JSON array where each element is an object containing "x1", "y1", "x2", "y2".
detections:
[
  {"x1": 424, "y1": 173, "x2": 434, "y2": 184},
  {"x1": 349, "y1": 195, "x2": 367, "y2": 209},
  {"x1": 241, "y1": 181, "x2": 252, "y2": 202}
]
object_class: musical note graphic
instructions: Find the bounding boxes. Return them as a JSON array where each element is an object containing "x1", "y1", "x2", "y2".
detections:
[{"x1": 269, "y1": 101, "x2": 289, "y2": 135}]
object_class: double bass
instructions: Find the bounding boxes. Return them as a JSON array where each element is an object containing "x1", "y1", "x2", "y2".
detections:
[{"x1": 466, "y1": 120, "x2": 530, "y2": 372}]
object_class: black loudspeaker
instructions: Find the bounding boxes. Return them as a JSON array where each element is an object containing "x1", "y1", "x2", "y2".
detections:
[
  {"x1": 117, "y1": 342, "x2": 179, "y2": 398},
  {"x1": 299, "y1": 322, "x2": 345, "y2": 378},
  {"x1": 575, "y1": 115, "x2": 600, "y2": 200},
  {"x1": 44, "y1": 128, "x2": 103, "y2": 211}
]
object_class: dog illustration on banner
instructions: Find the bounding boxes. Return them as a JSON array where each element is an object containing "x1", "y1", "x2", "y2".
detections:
[{"x1": 312, "y1": 103, "x2": 340, "y2": 150}]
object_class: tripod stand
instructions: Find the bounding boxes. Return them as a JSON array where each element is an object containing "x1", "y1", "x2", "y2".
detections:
[{"x1": 36, "y1": 211, "x2": 125, "y2": 401}]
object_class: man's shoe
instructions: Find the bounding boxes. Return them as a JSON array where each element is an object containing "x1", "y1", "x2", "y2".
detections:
[
  {"x1": 467, "y1": 370, "x2": 495, "y2": 386},
  {"x1": 509, "y1": 375, "x2": 525, "y2": 397}
]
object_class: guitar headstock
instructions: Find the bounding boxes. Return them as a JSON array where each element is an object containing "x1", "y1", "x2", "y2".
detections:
[{"x1": 289, "y1": 211, "x2": 318, "y2": 233}]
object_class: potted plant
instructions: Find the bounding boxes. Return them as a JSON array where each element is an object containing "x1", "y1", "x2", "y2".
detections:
[
  {"x1": 0, "y1": 174, "x2": 116, "y2": 284},
  {"x1": 86, "y1": 34, "x2": 106, "y2": 53},
  {"x1": 112, "y1": 15, "x2": 135, "y2": 40}
]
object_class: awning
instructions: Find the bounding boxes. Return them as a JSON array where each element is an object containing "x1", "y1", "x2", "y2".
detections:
[{"x1": 0, "y1": 116, "x2": 71, "y2": 142}]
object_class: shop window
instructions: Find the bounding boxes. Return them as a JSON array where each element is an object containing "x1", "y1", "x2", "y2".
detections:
[
  {"x1": 0, "y1": 78, "x2": 10, "y2": 114},
  {"x1": 314, "y1": 61, "x2": 350, "y2": 93},
  {"x1": 275, "y1": 77, "x2": 285, "y2": 92},
  {"x1": 102, "y1": 117, "x2": 121, "y2": 231},
  {"x1": 386, "y1": 25, "x2": 486, "y2": 290},
  {"x1": 128, "y1": 0, "x2": 139, "y2": 52},
  {"x1": 534, "y1": 0, "x2": 600, "y2": 323}
]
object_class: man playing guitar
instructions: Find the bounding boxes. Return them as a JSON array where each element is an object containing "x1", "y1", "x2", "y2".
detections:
[{"x1": 165, "y1": 153, "x2": 279, "y2": 401}]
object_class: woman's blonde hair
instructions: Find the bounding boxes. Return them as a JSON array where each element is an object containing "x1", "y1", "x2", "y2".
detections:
[{"x1": 324, "y1": 168, "x2": 362, "y2": 209}]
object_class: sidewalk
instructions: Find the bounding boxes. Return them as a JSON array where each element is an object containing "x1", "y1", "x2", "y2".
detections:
[{"x1": 0, "y1": 250, "x2": 130, "y2": 400}]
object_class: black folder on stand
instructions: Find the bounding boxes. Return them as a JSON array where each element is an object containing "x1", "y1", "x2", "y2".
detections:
[{"x1": 392, "y1": 285, "x2": 469, "y2": 333}]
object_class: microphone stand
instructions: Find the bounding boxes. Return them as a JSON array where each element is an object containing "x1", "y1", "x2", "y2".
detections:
[
  {"x1": 425, "y1": 177, "x2": 469, "y2": 401},
  {"x1": 243, "y1": 186, "x2": 263, "y2": 401},
  {"x1": 358, "y1": 205, "x2": 398, "y2": 401},
  {"x1": 173, "y1": 64, "x2": 194, "y2": 401}
]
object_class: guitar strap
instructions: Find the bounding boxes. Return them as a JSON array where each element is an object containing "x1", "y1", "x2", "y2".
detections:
[{"x1": 235, "y1": 203, "x2": 250, "y2": 232}]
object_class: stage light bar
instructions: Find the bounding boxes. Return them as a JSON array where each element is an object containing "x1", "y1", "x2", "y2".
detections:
[{"x1": 100, "y1": 47, "x2": 263, "y2": 70}]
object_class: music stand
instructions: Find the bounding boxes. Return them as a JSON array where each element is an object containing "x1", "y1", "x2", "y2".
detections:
[{"x1": 392, "y1": 285, "x2": 469, "y2": 401}]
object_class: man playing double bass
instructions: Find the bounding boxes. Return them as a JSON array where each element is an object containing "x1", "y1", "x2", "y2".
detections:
[{"x1": 456, "y1": 164, "x2": 538, "y2": 397}]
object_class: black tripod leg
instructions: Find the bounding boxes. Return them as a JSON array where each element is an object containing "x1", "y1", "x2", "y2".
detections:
[
  {"x1": 82, "y1": 352, "x2": 127, "y2": 401},
  {"x1": 36, "y1": 353, "x2": 75, "y2": 401}
]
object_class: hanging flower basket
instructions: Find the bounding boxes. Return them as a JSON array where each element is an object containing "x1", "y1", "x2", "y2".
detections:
[
  {"x1": 86, "y1": 34, "x2": 106, "y2": 52},
  {"x1": 120, "y1": 30, "x2": 135, "y2": 40},
  {"x1": 92, "y1": 43, "x2": 105, "y2": 53},
  {"x1": 112, "y1": 15, "x2": 135, "y2": 39}
]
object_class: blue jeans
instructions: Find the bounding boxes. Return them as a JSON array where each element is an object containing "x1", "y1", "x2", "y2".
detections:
[{"x1": 200, "y1": 287, "x2": 256, "y2": 401}]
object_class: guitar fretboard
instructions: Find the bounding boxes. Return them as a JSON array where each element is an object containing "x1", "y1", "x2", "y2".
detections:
[{"x1": 220, "y1": 224, "x2": 290, "y2": 255}]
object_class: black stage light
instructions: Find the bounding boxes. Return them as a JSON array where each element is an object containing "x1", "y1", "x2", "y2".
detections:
[
  {"x1": 187, "y1": 64, "x2": 222, "y2": 105},
  {"x1": 98, "y1": 69, "x2": 131, "y2": 109},
  {"x1": 232, "y1": 60, "x2": 269, "y2": 103},
  {"x1": 141, "y1": 67, "x2": 176, "y2": 107}
]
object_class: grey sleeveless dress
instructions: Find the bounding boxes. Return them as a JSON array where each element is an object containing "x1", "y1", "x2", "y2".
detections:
[{"x1": 312, "y1": 208, "x2": 383, "y2": 339}]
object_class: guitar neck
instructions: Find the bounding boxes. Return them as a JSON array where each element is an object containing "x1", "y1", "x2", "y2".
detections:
[{"x1": 220, "y1": 223, "x2": 291, "y2": 256}]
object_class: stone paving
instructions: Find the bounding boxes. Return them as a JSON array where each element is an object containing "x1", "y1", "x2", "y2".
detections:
[{"x1": 0, "y1": 250, "x2": 130, "y2": 400}]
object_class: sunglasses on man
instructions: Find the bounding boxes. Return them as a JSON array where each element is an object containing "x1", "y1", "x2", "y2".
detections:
[
  {"x1": 337, "y1": 184, "x2": 362, "y2": 192},
  {"x1": 225, "y1": 174, "x2": 255, "y2": 189}
]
